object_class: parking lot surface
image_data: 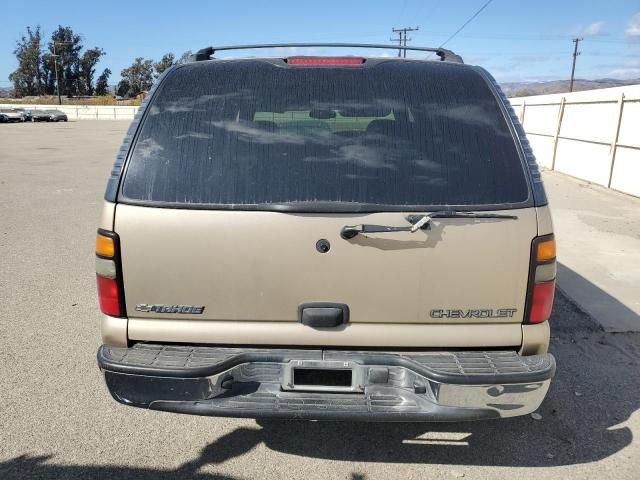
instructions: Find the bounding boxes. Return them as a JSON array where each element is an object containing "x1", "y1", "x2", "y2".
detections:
[
  {"x1": 1, "y1": 121, "x2": 639, "y2": 480},
  {"x1": 543, "y1": 170, "x2": 640, "y2": 333}
]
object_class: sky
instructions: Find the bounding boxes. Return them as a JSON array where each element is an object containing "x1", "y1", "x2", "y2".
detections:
[{"x1": 1, "y1": 0, "x2": 639, "y2": 87}]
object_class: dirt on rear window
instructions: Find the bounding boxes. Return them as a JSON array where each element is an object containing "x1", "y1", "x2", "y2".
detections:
[{"x1": 121, "y1": 60, "x2": 530, "y2": 210}]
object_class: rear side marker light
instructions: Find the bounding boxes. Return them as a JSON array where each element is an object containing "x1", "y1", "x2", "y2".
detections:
[
  {"x1": 95, "y1": 230, "x2": 125, "y2": 317},
  {"x1": 526, "y1": 235, "x2": 556, "y2": 324},
  {"x1": 286, "y1": 57, "x2": 365, "y2": 65}
]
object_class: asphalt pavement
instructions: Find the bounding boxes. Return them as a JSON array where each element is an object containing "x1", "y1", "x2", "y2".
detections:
[{"x1": 0, "y1": 121, "x2": 638, "y2": 480}]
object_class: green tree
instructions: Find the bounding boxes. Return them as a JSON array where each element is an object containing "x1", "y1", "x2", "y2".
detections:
[
  {"x1": 116, "y1": 79, "x2": 130, "y2": 98},
  {"x1": 177, "y1": 50, "x2": 193, "y2": 64},
  {"x1": 154, "y1": 53, "x2": 175, "y2": 78},
  {"x1": 9, "y1": 25, "x2": 107, "y2": 98},
  {"x1": 41, "y1": 26, "x2": 82, "y2": 96},
  {"x1": 118, "y1": 57, "x2": 154, "y2": 97},
  {"x1": 48, "y1": 25, "x2": 82, "y2": 96},
  {"x1": 77, "y1": 47, "x2": 105, "y2": 95},
  {"x1": 8, "y1": 26, "x2": 43, "y2": 97},
  {"x1": 95, "y1": 68, "x2": 111, "y2": 96}
]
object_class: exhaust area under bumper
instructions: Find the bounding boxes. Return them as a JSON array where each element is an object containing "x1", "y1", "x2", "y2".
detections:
[{"x1": 98, "y1": 344, "x2": 555, "y2": 422}]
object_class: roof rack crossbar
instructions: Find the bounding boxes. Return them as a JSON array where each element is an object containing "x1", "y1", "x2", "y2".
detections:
[{"x1": 191, "y1": 43, "x2": 463, "y2": 64}]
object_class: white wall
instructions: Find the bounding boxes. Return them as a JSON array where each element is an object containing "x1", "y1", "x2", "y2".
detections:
[
  {"x1": 0, "y1": 104, "x2": 138, "y2": 120},
  {"x1": 509, "y1": 84, "x2": 640, "y2": 198}
]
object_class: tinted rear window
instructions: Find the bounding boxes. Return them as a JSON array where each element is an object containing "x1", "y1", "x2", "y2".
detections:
[{"x1": 121, "y1": 60, "x2": 529, "y2": 210}]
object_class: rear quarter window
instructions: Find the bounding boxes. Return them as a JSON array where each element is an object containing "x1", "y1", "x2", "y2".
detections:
[{"x1": 121, "y1": 60, "x2": 530, "y2": 210}]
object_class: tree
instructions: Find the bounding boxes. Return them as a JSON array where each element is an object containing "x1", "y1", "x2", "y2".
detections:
[
  {"x1": 116, "y1": 79, "x2": 131, "y2": 98},
  {"x1": 177, "y1": 50, "x2": 193, "y2": 64},
  {"x1": 95, "y1": 68, "x2": 111, "y2": 96},
  {"x1": 77, "y1": 47, "x2": 105, "y2": 95},
  {"x1": 118, "y1": 58, "x2": 154, "y2": 97},
  {"x1": 8, "y1": 26, "x2": 43, "y2": 97},
  {"x1": 9, "y1": 25, "x2": 107, "y2": 98},
  {"x1": 154, "y1": 53, "x2": 175, "y2": 78},
  {"x1": 42, "y1": 26, "x2": 83, "y2": 97}
]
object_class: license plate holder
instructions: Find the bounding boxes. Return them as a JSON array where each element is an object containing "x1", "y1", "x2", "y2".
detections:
[{"x1": 282, "y1": 360, "x2": 363, "y2": 392}]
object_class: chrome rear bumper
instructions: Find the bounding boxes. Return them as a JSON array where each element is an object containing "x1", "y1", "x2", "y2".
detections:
[{"x1": 98, "y1": 344, "x2": 555, "y2": 421}]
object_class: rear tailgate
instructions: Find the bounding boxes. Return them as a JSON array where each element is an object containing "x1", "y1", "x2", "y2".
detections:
[
  {"x1": 112, "y1": 58, "x2": 538, "y2": 347},
  {"x1": 117, "y1": 205, "x2": 536, "y2": 326}
]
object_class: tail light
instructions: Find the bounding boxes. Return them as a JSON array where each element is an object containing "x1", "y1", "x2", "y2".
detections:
[
  {"x1": 286, "y1": 57, "x2": 365, "y2": 65},
  {"x1": 525, "y1": 235, "x2": 556, "y2": 324},
  {"x1": 96, "y1": 229, "x2": 125, "y2": 317}
]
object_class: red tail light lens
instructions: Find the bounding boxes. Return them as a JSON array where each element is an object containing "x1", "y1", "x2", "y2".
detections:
[
  {"x1": 528, "y1": 280, "x2": 556, "y2": 324},
  {"x1": 96, "y1": 275, "x2": 122, "y2": 317},
  {"x1": 287, "y1": 57, "x2": 365, "y2": 65},
  {"x1": 95, "y1": 229, "x2": 125, "y2": 317},
  {"x1": 526, "y1": 235, "x2": 556, "y2": 324}
]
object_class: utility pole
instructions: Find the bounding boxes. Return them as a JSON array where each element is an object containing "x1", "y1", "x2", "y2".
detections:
[
  {"x1": 53, "y1": 43, "x2": 61, "y2": 105},
  {"x1": 391, "y1": 27, "x2": 419, "y2": 58},
  {"x1": 52, "y1": 41, "x2": 73, "y2": 105},
  {"x1": 391, "y1": 28, "x2": 403, "y2": 57},
  {"x1": 569, "y1": 37, "x2": 582, "y2": 93}
]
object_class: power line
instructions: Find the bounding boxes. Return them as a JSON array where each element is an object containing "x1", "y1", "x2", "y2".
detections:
[
  {"x1": 417, "y1": 32, "x2": 630, "y2": 44},
  {"x1": 438, "y1": 0, "x2": 495, "y2": 48},
  {"x1": 391, "y1": 26, "x2": 419, "y2": 57},
  {"x1": 569, "y1": 37, "x2": 583, "y2": 92}
]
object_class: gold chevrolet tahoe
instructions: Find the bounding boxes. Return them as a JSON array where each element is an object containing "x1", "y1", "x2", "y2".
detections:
[{"x1": 96, "y1": 44, "x2": 556, "y2": 421}]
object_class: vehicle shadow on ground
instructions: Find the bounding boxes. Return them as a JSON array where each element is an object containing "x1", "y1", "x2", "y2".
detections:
[
  {"x1": 1, "y1": 290, "x2": 638, "y2": 478},
  {"x1": 0, "y1": 451, "x2": 367, "y2": 480}
]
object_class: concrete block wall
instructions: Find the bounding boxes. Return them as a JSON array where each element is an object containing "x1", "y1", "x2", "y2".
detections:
[{"x1": 509, "y1": 85, "x2": 640, "y2": 198}]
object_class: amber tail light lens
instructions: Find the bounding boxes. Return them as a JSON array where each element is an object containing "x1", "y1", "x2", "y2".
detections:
[
  {"x1": 96, "y1": 233, "x2": 115, "y2": 257},
  {"x1": 526, "y1": 235, "x2": 556, "y2": 324},
  {"x1": 95, "y1": 230, "x2": 125, "y2": 317}
]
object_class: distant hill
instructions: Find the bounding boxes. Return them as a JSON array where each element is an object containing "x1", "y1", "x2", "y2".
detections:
[
  {"x1": 502, "y1": 78, "x2": 640, "y2": 97},
  {"x1": 0, "y1": 86, "x2": 13, "y2": 98}
]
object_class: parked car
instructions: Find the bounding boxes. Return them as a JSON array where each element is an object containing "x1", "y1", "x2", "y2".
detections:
[
  {"x1": 31, "y1": 110, "x2": 53, "y2": 122},
  {"x1": 30, "y1": 109, "x2": 68, "y2": 122},
  {"x1": 11, "y1": 108, "x2": 33, "y2": 122},
  {"x1": 46, "y1": 109, "x2": 68, "y2": 122},
  {"x1": 0, "y1": 108, "x2": 23, "y2": 123},
  {"x1": 96, "y1": 43, "x2": 556, "y2": 422}
]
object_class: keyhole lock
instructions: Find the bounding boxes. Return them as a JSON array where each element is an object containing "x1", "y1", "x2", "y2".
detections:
[{"x1": 316, "y1": 239, "x2": 331, "y2": 253}]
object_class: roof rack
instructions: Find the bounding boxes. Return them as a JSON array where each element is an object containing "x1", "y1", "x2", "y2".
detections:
[{"x1": 190, "y1": 43, "x2": 464, "y2": 64}]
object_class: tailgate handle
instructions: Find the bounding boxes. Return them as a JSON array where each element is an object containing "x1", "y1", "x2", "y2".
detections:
[{"x1": 298, "y1": 303, "x2": 349, "y2": 328}]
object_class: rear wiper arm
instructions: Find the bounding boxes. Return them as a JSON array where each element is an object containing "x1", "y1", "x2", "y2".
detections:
[
  {"x1": 340, "y1": 216, "x2": 430, "y2": 240},
  {"x1": 341, "y1": 211, "x2": 519, "y2": 240},
  {"x1": 406, "y1": 210, "x2": 518, "y2": 223}
]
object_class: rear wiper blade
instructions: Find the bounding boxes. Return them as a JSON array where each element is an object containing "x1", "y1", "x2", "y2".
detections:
[
  {"x1": 341, "y1": 216, "x2": 430, "y2": 240},
  {"x1": 406, "y1": 210, "x2": 518, "y2": 224}
]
